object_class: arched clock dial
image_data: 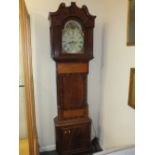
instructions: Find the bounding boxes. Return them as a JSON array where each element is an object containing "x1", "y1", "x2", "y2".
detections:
[{"x1": 62, "y1": 20, "x2": 84, "y2": 54}]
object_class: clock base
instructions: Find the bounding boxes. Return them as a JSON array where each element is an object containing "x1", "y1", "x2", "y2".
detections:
[{"x1": 54, "y1": 117, "x2": 91, "y2": 155}]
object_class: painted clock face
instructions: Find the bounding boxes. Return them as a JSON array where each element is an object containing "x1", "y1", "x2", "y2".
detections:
[{"x1": 62, "y1": 20, "x2": 84, "y2": 54}]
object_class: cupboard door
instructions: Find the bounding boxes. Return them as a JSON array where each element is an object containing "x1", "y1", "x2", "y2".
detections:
[{"x1": 61, "y1": 123, "x2": 90, "y2": 154}]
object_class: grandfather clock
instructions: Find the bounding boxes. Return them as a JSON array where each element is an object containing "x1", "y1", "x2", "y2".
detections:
[{"x1": 49, "y1": 2, "x2": 96, "y2": 155}]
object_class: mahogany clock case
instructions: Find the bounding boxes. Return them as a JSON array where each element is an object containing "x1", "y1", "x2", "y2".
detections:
[
  {"x1": 49, "y1": 2, "x2": 96, "y2": 155},
  {"x1": 55, "y1": 62, "x2": 91, "y2": 155}
]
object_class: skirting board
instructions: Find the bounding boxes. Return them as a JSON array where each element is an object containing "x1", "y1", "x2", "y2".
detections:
[{"x1": 40, "y1": 144, "x2": 56, "y2": 152}]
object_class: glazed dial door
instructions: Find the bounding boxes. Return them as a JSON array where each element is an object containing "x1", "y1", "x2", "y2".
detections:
[{"x1": 62, "y1": 20, "x2": 84, "y2": 54}]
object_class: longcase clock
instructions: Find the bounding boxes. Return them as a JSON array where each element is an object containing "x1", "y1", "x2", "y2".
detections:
[{"x1": 49, "y1": 2, "x2": 96, "y2": 155}]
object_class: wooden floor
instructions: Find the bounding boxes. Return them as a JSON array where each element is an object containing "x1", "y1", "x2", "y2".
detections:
[{"x1": 19, "y1": 138, "x2": 29, "y2": 155}]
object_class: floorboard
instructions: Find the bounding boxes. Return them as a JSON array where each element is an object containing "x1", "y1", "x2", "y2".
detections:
[{"x1": 19, "y1": 138, "x2": 29, "y2": 155}]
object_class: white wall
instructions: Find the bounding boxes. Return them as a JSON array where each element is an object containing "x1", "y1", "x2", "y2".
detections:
[
  {"x1": 99, "y1": 0, "x2": 135, "y2": 149},
  {"x1": 25, "y1": 0, "x2": 135, "y2": 151},
  {"x1": 25, "y1": 0, "x2": 104, "y2": 151},
  {"x1": 30, "y1": 13, "x2": 57, "y2": 151}
]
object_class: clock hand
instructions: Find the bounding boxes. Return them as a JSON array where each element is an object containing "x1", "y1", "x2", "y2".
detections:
[{"x1": 68, "y1": 41, "x2": 76, "y2": 44}]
